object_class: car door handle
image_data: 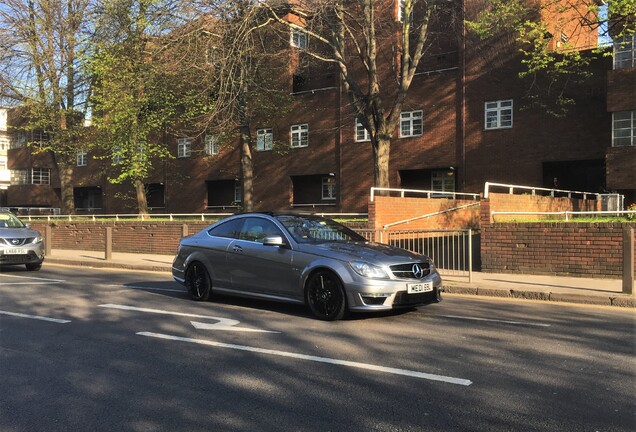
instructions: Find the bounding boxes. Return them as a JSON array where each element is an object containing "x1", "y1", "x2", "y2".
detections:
[{"x1": 233, "y1": 245, "x2": 243, "y2": 253}]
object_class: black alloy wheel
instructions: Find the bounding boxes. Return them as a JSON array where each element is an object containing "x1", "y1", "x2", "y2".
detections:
[
  {"x1": 185, "y1": 262, "x2": 211, "y2": 301},
  {"x1": 306, "y1": 270, "x2": 346, "y2": 321}
]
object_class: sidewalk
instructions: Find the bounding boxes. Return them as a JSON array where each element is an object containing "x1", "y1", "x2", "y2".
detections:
[{"x1": 45, "y1": 249, "x2": 635, "y2": 308}]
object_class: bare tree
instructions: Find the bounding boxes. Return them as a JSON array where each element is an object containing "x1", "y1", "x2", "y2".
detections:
[
  {"x1": 178, "y1": 0, "x2": 292, "y2": 211},
  {"x1": 262, "y1": 0, "x2": 454, "y2": 189},
  {"x1": 0, "y1": 0, "x2": 92, "y2": 214}
]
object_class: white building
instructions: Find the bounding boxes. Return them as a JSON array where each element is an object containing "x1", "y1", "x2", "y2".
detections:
[{"x1": 0, "y1": 108, "x2": 11, "y2": 201}]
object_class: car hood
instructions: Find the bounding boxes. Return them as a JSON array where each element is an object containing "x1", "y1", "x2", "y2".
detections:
[
  {"x1": 297, "y1": 241, "x2": 426, "y2": 265},
  {"x1": 0, "y1": 228, "x2": 41, "y2": 239}
]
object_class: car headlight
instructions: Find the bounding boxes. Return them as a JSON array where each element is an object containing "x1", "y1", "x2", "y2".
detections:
[
  {"x1": 350, "y1": 261, "x2": 389, "y2": 279},
  {"x1": 32, "y1": 234, "x2": 42, "y2": 244}
]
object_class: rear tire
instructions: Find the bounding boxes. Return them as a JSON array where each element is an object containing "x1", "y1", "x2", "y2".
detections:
[
  {"x1": 26, "y1": 263, "x2": 42, "y2": 271},
  {"x1": 185, "y1": 262, "x2": 211, "y2": 301},
  {"x1": 306, "y1": 270, "x2": 347, "y2": 321}
]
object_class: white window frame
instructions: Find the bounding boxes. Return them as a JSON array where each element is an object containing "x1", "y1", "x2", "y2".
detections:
[
  {"x1": 484, "y1": 100, "x2": 513, "y2": 130},
  {"x1": 612, "y1": 111, "x2": 635, "y2": 147},
  {"x1": 178, "y1": 138, "x2": 192, "y2": 158},
  {"x1": 322, "y1": 176, "x2": 337, "y2": 200},
  {"x1": 31, "y1": 168, "x2": 50, "y2": 185},
  {"x1": 290, "y1": 27, "x2": 308, "y2": 49},
  {"x1": 256, "y1": 128, "x2": 273, "y2": 151},
  {"x1": 290, "y1": 124, "x2": 309, "y2": 148},
  {"x1": 355, "y1": 118, "x2": 370, "y2": 142},
  {"x1": 234, "y1": 181, "x2": 242, "y2": 203},
  {"x1": 76, "y1": 150, "x2": 88, "y2": 167},
  {"x1": 205, "y1": 134, "x2": 219, "y2": 155},
  {"x1": 398, "y1": 0, "x2": 413, "y2": 23},
  {"x1": 614, "y1": 34, "x2": 636, "y2": 70},
  {"x1": 431, "y1": 170, "x2": 455, "y2": 197},
  {"x1": 400, "y1": 110, "x2": 423, "y2": 138}
]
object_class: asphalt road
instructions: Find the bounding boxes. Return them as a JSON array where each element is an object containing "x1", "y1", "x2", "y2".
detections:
[{"x1": 1, "y1": 265, "x2": 634, "y2": 432}]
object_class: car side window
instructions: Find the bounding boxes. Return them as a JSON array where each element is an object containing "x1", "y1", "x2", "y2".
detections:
[
  {"x1": 239, "y1": 218, "x2": 283, "y2": 243},
  {"x1": 208, "y1": 218, "x2": 244, "y2": 239}
]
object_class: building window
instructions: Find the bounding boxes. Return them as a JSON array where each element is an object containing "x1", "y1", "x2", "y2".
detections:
[
  {"x1": 77, "y1": 150, "x2": 88, "y2": 167},
  {"x1": 485, "y1": 100, "x2": 513, "y2": 130},
  {"x1": 400, "y1": 110, "x2": 423, "y2": 137},
  {"x1": 355, "y1": 118, "x2": 370, "y2": 142},
  {"x1": 614, "y1": 34, "x2": 635, "y2": 69},
  {"x1": 256, "y1": 128, "x2": 273, "y2": 151},
  {"x1": 234, "y1": 181, "x2": 242, "y2": 203},
  {"x1": 291, "y1": 124, "x2": 309, "y2": 148},
  {"x1": 322, "y1": 176, "x2": 337, "y2": 200},
  {"x1": 31, "y1": 168, "x2": 50, "y2": 185},
  {"x1": 178, "y1": 138, "x2": 191, "y2": 158},
  {"x1": 0, "y1": 158, "x2": 6, "y2": 170},
  {"x1": 10, "y1": 169, "x2": 28, "y2": 185},
  {"x1": 612, "y1": 111, "x2": 635, "y2": 147},
  {"x1": 290, "y1": 27, "x2": 308, "y2": 49},
  {"x1": 205, "y1": 134, "x2": 219, "y2": 155},
  {"x1": 12, "y1": 131, "x2": 27, "y2": 149},
  {"x1": 112, "y1": 146, "x2": 123, "y2": 164},
  {"x1": 397, "y1": 0, "x2": 412, "y2": 23},
  {"x1": 432, "y1": 170, "x2": 455, "y2": 196}
]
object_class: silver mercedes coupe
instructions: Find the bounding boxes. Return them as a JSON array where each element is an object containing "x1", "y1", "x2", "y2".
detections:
[{"x1": 172, "y1": 213, "x2": 442, "y2": 320}]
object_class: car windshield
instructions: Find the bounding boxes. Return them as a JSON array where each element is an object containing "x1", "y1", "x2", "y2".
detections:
[
  {"x1": 277, "y1": 215, "x2": 366, "y2": 244},
  {"x1": 0, "y1": 213, "x2": 26, "y2": 229}
]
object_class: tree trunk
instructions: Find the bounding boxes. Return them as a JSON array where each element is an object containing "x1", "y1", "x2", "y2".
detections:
[
  {"x1": 240, "y1": 123, "x2": 254, "y2": 212},
  {"x1": 57, "y1": 161, "x2": 75, "y2": 214},
  {"x1": 373, "y1": 131, "x2": 391, "y2": 190},
  {"x1": 134, "y1": 179, "x2": 149, "y2": 215}
]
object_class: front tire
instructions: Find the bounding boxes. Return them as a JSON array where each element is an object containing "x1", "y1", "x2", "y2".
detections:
[
  {"x1": 306, "y1": 270, "x2": 346, "y2": 321},
  {"x1": 185, "y1": 262, "x2": 211, "y2": 301}
]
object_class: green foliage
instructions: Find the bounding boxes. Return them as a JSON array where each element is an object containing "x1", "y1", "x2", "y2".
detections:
[
  {"x1": 88, "y1": 0, "x2": 214, "y2": 186},
  {"x1": 467, "y1": 0, "x2": 634, "y2": 116}
]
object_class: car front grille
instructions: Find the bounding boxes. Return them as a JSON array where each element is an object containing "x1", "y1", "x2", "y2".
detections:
[
  {"x1": 1, "y1": 238, "x2": 34, "y2": 247},
  {"x1": 389, "y1": 262, "x2": 430, "y2": 279},
  {"x1": 393, "y1": 290, "x2": 437, "y2": 306},
  {"x1": 0, "y1": 251, "x2": 39, "y2": 264}
]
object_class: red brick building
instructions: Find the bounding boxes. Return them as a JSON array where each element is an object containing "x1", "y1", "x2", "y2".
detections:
[{"x1": 5, "y1": 1, "x2": 635, "y2": 213}]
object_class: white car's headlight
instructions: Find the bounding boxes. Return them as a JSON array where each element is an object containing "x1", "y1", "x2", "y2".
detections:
[
  {"x1": 350, "y1": 261, "x2": 389, "y2": 279},
  {"x1": 32, "y1": 234, "x2": 42, "y2": 244}
]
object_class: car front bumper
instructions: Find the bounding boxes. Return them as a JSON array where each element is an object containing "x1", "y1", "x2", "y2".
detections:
[
  {"x1": 344, "y1": 270, "x2": 443, "y2": 312},
  {"x1": 0, "y1": 245, "x2": 45, "y2": 266}
]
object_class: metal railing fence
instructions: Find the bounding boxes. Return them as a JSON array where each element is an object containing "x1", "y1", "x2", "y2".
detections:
[{"x1": 355, "y1": 228, "x2": 474, "y2": 281}]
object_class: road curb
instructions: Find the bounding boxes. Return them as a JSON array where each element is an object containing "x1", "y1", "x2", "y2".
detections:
[
  {"x1": 46, "y1": 258, "x2": 172, "y2": 273},
  {"x1": 442, "y1": 284, "x2": 635, "y2": 308}
]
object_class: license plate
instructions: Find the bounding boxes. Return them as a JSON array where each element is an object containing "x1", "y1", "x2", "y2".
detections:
[
  {"x1": 407, "y1": 282, "x2": 433, "y2": 294},
  {"x1": 2, "y1": 248, "x2": 28, "y2": 255}
]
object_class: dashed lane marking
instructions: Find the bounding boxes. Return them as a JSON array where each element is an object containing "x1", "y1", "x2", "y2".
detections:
[{"x1": 0, "y1": 310, "x2": 71, "y2": 323}]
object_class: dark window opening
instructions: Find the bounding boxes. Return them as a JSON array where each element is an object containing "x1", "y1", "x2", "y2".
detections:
[
  {"x1": 145, "y1": 183, "x2": 165, "y2": 209},
  {"x1": 542, "y1": 160, "x2": 605, "y2": 193},
  {"x1": 74, "y1": 186, "x2": 103, "y2": 212}
]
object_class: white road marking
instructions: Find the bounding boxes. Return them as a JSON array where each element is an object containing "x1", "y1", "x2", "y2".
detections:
[
  {"x1": 107, "y1": 284, "x2": 185, "y2": 293},
  {"x1": 439, "y1": 315, "x2": 551, "y2": 327},
  {"x1": 99, "y1": 304, "x2": 278, "y2": 333},
  {"x1": 138, "y1": 331, "x2": 473, "y2": 386},
  {"x1": 191, "y1": 320, "x2": 277, "y2": 333},
  {"x1": 0, "y1": 274, "x2": 64, "y2": 283},
  {"x1": 0, "y1": 310, "x2": 71, "y2": 323}
]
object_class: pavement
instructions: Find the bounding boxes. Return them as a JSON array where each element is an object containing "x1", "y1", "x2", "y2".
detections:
[{"x1": 43, "y1": 248, "x2": 635, "y2": 308}]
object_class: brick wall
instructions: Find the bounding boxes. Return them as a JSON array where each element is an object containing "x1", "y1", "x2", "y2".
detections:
[
  {"x1": 32, "y1": 221, "x2": 212, "y2": 255},
  {"x1": 481, "y1": 222, "x2": 636, "y2": 277},
  {"x1": 369, "y1": 196, "x2": 480, "y2": 231},
  {"x1": 486, "y1": 193, "x2": 602, "y2": 222}
]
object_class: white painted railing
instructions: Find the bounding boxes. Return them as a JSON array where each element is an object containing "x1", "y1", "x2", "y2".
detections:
[
  {"x1": 484, "y1": 182, "x2": 610, "y2": 200},
  {"x1": 492, "y1": 210, "x2": 636, "y2": 222},
  {"x1": 370, "y1": 187, "x2": 480, "y2": 201}
]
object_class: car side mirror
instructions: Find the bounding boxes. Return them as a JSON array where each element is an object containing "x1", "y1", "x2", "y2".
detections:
[{"x1": 263, "y1": 236, "x2": 285, "y2": 247}]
